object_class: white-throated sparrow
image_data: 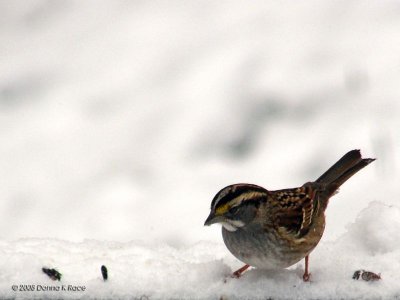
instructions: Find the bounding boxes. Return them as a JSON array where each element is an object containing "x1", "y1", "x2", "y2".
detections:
[{"x1": 204, "y1": 150, "x2": 375, "y2": 281}]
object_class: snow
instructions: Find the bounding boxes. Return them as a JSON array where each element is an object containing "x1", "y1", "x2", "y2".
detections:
[
  {"x1": 1, "y1": 202, "x2": 399, "y2": 299},
  {"x1": 1, "y1": 0, "x2": 400, "y2": 299}
]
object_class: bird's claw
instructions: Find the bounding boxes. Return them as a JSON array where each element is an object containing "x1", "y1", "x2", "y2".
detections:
[{"x1": 303, "y1": 272, "x2": 311, "y2": 282}]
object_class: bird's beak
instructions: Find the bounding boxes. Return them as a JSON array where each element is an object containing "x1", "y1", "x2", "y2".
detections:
[{"x1": 204, "y1": 212, "x2": 224, "y2": 226}]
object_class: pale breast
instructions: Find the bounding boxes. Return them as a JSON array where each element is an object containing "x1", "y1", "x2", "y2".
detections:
[{"x1": 222, "y1": 216, "x2": 325, "y2": 269}]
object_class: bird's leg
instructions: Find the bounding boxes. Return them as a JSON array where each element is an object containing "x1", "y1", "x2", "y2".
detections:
[
  {"x1": 232, "y1": 264, "x2": 250, "y2": 278},
  {"x1": 303, "y1": 255, "x2": 311, "y2": 282}
]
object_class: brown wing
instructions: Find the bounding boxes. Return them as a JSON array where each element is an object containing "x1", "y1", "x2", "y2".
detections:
[{"x1": 269, "y1": 185, "x2": 318, "y2": 238}]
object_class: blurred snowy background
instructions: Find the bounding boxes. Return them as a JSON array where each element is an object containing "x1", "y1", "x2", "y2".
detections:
[
  {"x1": 1, "y1": 0, "x2": 399, "y2": 244},
  {"x1": 0, "y1": 1, "x2": 400, "y2": 298}
]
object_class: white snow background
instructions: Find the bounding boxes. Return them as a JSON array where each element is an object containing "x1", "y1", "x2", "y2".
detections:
[{"x1": 0, "y1": 1, "x2": 400, "y2": 299}]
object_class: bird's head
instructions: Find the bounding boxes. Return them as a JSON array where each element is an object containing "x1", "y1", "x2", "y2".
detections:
[{"x1": 204, "y1": 184, "x2": 268, "y2": 232}]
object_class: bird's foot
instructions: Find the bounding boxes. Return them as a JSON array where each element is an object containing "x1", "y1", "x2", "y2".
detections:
[
  {"x1": 303, "y1": 272, "x2": 311, "y2": 282},
  {"x1": 302, "y1": 255, "x2": 311, "y2": 282},
  {"x1": 231, "y1": 264, "x2": 250, "y2": 278}
]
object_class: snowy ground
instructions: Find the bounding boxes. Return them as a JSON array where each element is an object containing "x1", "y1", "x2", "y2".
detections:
[
  {"x1": 1, "y1": 0, "x2": 400, "y2": 299},
  {"x1": 1, "y1": 202, "x2": 399, "y2": 299}
]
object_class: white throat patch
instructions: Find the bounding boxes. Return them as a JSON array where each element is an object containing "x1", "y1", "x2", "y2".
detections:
[{"x1": 221, "y1": 220, "x2": 245, "y2": 232}]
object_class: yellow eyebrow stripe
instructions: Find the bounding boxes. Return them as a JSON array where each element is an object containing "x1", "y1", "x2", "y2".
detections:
[{"x1": 215, "y1": 203, "x2": 230, "y2": 215}]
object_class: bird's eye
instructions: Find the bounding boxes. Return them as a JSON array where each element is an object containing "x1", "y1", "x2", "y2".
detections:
[{"x1": 229, "y1": 206, "x2": 240, "y2": 215}]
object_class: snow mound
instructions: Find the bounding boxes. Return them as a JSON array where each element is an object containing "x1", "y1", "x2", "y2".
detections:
[
  {"x1": 342, "y1": 201, "x2": 400, "y2": 255},
  {"x1": 1, "y1": 202, "x2": 399, "y2": 299}
]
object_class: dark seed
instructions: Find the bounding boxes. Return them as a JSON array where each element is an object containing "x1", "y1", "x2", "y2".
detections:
[
  {"x1": 352, "y1": 270, "x2": 361, "y2": 280},
  {"x1": 42, "y1": 267, "x2": 62, "y2": 281},
  {"x1": 101, "y1": 265, "x2": 108, "y2": 281},
  {"x1": 361, "y1": 271, "x2": 381, "y2": 281},
  {"x1": 352, "y1": 269, "x2": 381, "y2": 281}
]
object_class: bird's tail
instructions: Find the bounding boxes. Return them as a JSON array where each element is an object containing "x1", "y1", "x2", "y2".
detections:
[
  {"x1": 317, "y1": 149, "x2": 375, "y2": 187},
  {"x1": 315, "y1": 150, "x2": 375, "y2": 207}
]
